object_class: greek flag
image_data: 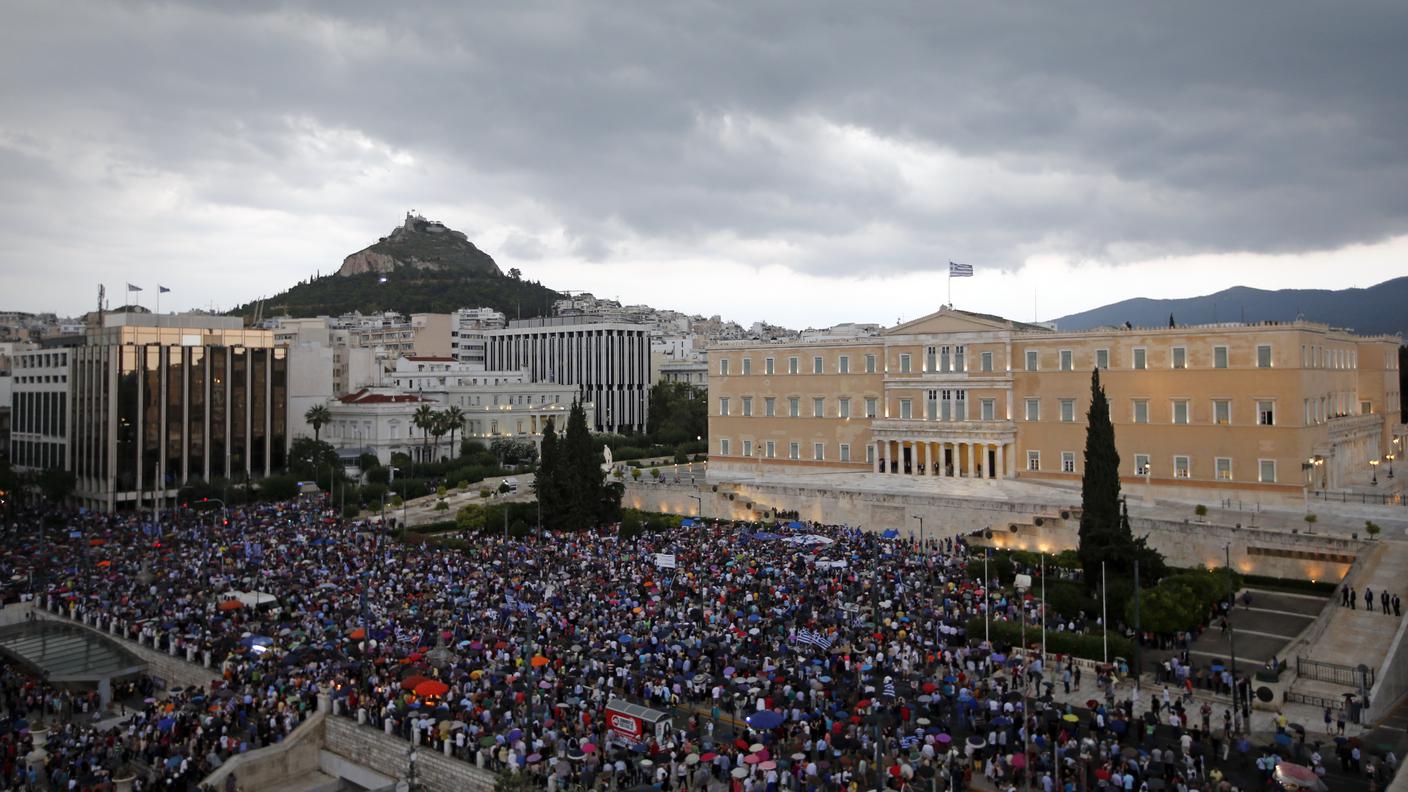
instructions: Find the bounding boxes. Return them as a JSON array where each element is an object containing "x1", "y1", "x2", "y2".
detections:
[
  {"x1": 795, "y1": 628, "x2": 835, "y2": 650},
  {"x1": 949, "y1": 261, "x2": 973, "y2": 277},
  {"x1": 884, "y1": 680, "x2": 897, "y2": 698},
  {"x1": 504, "y1": 594, "x2": 535, "y2": 614}
]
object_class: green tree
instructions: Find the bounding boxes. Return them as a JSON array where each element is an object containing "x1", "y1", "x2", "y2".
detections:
[
  {"x1": 646, "y1": 381, "x2": 707, "y2": 445},
  {"x1": 412, "y1": 404, "x2": 438, "y2": 462},
  {"x1": 287, "y1": 437, "x2": 341, "y2": 481},
  {"x1": 561, "y1": 400, "x2": 605, "y2": 531},
  {"x1": 304, "y1": 404, "x2": 331, "y2": 442},
  {"x1": 443, "y1": 406, "x2": 466, "y2": 458},
  {"x1": 535, "y1": 418, "x2": 565, "y2": 528},
  {"x1": 38, "y1": 468, "x2": 76, "y2": 505},
  {"x1": 1078, "y1": 367, "x2": 1123, "y2": 587}
]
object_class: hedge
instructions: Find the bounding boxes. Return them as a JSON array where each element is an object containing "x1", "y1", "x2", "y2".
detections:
[
  {"x1": 966, "y1": 617, "x2": 1132, "y2": 663},
  {"x1": 408, "y1": 520, "x2": 460, "y2": 534}
]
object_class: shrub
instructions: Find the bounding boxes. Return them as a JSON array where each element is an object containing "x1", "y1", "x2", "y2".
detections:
[
  {"x1": 390, "y1": 495, "x2": 404, "y2": 508},
  {"x1": 631, "y1": 468, "x2": 641, "y2": 480},
  {"x1": 1304, "y1": 513, "x2": 1318, "y2": 525},
  {"x1": 342, "y1": 504, "x2": 362, "y2": 519},
  {"x1": 434, "y1": 500, "x2": 449, "y2": 511},
  {"x1": 964, "y1": 617, "x2": 1131, "y2": 662},
  {"x1": 409, "y1": 519, "x2": 459, "y2": 534},
  {"x1": 1195, "y1": 504, "x2": 1208, "y2": 517},
  {"x1": 479, "y1": 488, "x2": 492, "y2": 499},
  {"x1": 437, "y1": 485, "x2": 448, "y2": 497},
  {"x1": 1366, "y1": 520, "x2": 1382, "y2": 538},
  {"x1": 650, "y1": 468, "x2": 661, "y2": 479},
  {"x1": 457, "y1": 480, "x2": 470, "y2": 491}
]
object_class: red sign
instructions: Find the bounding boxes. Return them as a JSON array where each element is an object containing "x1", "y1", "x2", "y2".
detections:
[{"x1": 606, "y1": 708, "x2": 644, "y2": 741}]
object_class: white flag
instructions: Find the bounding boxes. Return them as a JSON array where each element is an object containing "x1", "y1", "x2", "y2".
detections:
[{"x1": 653, "y1": 553, "x2": 677, "y2": 569}]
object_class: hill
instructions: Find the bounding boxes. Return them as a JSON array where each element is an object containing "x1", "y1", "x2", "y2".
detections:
[
  {"x1": 230, "y1": 214, "x2": 562, "y2": 319},
  {"x1": 1049, "y1": 276, "x2": 1408, "y2": 338}
]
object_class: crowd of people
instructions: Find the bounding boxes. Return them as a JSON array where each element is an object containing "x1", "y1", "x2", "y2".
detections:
[{"x1": 0, "y1": 494, "x2": 1389, "y2": 791}]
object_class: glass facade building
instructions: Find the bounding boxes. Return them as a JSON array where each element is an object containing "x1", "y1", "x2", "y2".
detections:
[{"x1": 26, "y1": 317, "x2": 292, "y2": 511}]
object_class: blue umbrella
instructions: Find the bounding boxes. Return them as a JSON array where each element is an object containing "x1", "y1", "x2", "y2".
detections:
[
  {"x1": 157, "y1": 717, "x2": 176, "y2": 731},
  {"x1": 746, "y1": 710, "x2": 786, "y2": 730},
  {"x1": 881, "y1": 529, "x2": 900, "y2": 539}
]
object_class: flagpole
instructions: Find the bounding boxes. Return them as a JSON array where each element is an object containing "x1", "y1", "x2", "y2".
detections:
[
  {"x1": 947, "y1": 269, "x2": 952, "y2": 308},
  {"x1": 156, "y1": 287, "x2": 160, "y2": 329}
]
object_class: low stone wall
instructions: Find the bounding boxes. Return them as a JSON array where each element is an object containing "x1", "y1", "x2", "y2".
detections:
[
  {"x1": 1366, "y1": 615, "x2": 1408, "y2": 723},
  {"x1": 202, "y1": 711, "x2": 325, "y2": 791},
  {"x1": 323, "y1": 715, "x2": 497, "y2": 792},
  {"x1": 628, "y1": 481, "x2": 1363, "y2": 581}
]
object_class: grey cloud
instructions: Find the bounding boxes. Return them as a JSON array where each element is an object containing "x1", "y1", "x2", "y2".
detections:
[{"x1": 1, "y1": 0, "x2": 1406, "y2": 312}]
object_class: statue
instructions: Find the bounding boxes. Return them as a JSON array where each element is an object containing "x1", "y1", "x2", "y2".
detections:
[{"x1": 601, "y1": 445, "x2": 614, "y2": 473}]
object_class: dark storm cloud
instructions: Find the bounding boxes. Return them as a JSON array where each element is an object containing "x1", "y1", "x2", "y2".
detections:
[{"x1": 1, "y1": 0, "x2": 1405, "y2": 298}]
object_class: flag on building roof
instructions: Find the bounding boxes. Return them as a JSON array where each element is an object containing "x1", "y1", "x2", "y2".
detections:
[
  {"x1": 126, "y1": 283, "x2": 143, "y2": 292},
  {"x1": 159, "y1": 285, "x2": 171, "y2": 293},
  {"x1": 949, "y1": 261, "x2": 973, "y2": 277}
]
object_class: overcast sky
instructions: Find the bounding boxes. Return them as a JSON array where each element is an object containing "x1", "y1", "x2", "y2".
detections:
[{"x1": 3, "y1": 1, "x2": 1406, "y2": 329}]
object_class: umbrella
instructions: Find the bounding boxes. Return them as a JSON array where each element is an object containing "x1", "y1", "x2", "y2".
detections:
[
  {"x1": 348, "y1": 628, "x2": 365, "y2": 640},
  {"x1": 582, "y1": 742, "x2": 597, "y2": 754},
  {"x1": 157, "y1": 717, "x2": 176, "y2": 731},
  {"x1": 414, "y1": 680, "x2": 450, "y2": 698},
  {"x1": 401, "y1": 675, "x2": 430, "y2": 691},
  {"x1": 746, "y1": 710, "x2": 785, "y2": 730},
  {"x1": 218, "y1": 599, "x2": 244, "y2": 612},
  {"x1": 732, "y1": 768, "x2": 749, "y2": 779},
  {"x1": 531, "y1": 655, "x2": 550, "y2": 668}
]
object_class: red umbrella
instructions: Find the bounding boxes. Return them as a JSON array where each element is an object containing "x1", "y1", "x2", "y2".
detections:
[
  {"x1": 401, "y1": 675, "x2": 430, "y2": 691},
  {"x1": 348, "y1": 628, "x2": 366, "y2": 640},
  {"x1": 414, "y1": 680, "x2": 449, "y2": 698},
  {"x1": 218, "y1": 600, "x2": 244, "y2": 612},
  {"x1": 921, "y1": 682, "x2": 937, "y2": 694}
]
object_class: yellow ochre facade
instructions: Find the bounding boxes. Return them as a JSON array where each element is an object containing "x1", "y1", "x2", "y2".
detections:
[{"x1": 707, "y1": 308, "x2": 1405, "y2": 501}]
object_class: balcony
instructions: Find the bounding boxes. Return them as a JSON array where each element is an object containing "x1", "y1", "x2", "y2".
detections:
[{"x1": 871, "y1": 418, "x2": 1017, "y2": 441}]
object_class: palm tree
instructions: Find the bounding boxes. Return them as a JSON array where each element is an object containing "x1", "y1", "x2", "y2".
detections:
[
  {"x1": 412, "y1": 404, "x2": 438, "y2": 463},
  {"x1": 429, "y1": 410, "x2": 454, "y2": 462},
  {"x1": 443, "y1": 406, "x2": 466, "y2": 459},
  {"x1": 304, "y1": 404, "x2": 331, "y2": 443}
]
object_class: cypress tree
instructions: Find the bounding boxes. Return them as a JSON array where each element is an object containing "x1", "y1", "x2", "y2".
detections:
[
  {"x1": 562, "y1": 400, "x2": 604, "y2": 531},
  {"x1": 535, "y1": 418, "x2": 563, "y2": 528},
  {"x1": 1078, "y1": 367, "x2": 1122, "y2": 588}
]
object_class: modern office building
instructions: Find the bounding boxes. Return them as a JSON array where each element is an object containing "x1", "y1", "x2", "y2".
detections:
[
  {"x1": 483, "y1": 319, "x2": 650, "y2": 433},
  {"x1": 708, "y1": 307, "x2": 1405, "y2": 502},
  {"x1": 13, "y1": 313, "x2": 290, "y2": 512}
]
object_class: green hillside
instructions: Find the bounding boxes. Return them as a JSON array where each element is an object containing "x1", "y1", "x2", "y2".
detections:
[{"x1": 231, "y1": 268, "x2": 562, "y2": 319}]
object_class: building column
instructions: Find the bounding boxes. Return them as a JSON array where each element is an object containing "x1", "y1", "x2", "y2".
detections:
[
  {"x1": 967, "y1": 442, "x2": 976, "y2": 479},
  {"x1": 883, "y1": 439, "x2": 892, "y2": 474},
  {"x1": 996, "y1": 443, "x2": 1005, "y2": 479},
  {"x1": 929, "y1": 442, "x2": 939, "y2": 476},
  {"x1": 915, "y1": 440, "x2": 926, "y2": 476}
]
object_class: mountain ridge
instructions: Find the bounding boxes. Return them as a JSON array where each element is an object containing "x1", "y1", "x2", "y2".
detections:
[{"x1": 1048, "y1": 276, "x2": 1408, "y2": 338}]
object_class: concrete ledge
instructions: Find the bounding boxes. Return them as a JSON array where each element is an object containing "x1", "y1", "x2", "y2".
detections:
[
  {"x1": 5, "y1": 602, "x2": 219, "y2": 691},
  {"x1": 202, "y1": 711, "x2": 326, "y2": 791}
]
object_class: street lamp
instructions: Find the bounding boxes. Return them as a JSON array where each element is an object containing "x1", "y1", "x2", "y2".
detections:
[
  {"x1": 1387, "y1": 452, "x2": 1396, "y2": 479},
  {"x1": 1224, "y1": 542, "x2": 1241, "y2": 733},
  {"x1": 689, "y1": 494, "x2": 702, "y2": 519},
  {"x1": 1014, "y1": 572, "x2": 1033, "y2": 792},
  {"x1": 911, "y1": 514, "x2": 924, "y2": 549},
  {"x1": 1144, "y1": 462, "x2": 1154, "y2": 504},
  {"x1": 1371, "y1": 459, "x2": 1380, "y2": 486}
]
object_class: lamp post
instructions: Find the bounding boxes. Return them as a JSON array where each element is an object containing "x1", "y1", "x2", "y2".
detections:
[
  {"x1": 1014, "y1": 573, "x2": 1033, "y2": 792},
  {"x1": 912, "y1": 514, "x2": 924, "y2": 550},
  {"x1": 1225, "y1": 542, "x2": 1241, "y2": 733},
  {"x1": 1387, "y1": 452, "x2": 1396, "y2": 479},
  {"x1": 689, "y1": 494, "x2": 703, "y2": 520},
  {"x1": 1144, "y1": 463, "x2": 1154, "y2": 504},
  {"x1": 1371, "y1": 459, "x2": 1380, "y2": 486}
]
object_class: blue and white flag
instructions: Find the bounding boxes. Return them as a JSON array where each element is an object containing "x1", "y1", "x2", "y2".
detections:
[
  {"x1": 158, "y1": 285, "x2": 171, "y2": 294},
  {"x1": 949, "y1": 261, "x2": 973, "y2": 277}
]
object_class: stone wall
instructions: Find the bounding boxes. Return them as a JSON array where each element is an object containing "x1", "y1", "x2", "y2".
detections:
[
  {"x1": 626, "y1": 481, "x2": 1364, "y2": 582},
  {"x1": 323, "y1": 715, "x2": 498, "y2": 792},
  {"x1": 202, "y1": 712, "x2": 325, "y2": 791}
]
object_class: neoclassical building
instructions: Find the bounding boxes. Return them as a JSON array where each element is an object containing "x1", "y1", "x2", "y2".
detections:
[{"x1": 707, "y1": 307, "x2": 1404, "y2": 501}]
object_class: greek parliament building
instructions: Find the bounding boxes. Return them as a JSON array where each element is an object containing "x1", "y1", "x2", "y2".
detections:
[
  {"x1": 9, "y1": 313, "x2": 286, "y2": 512},
  {"x1": 707, "y1": 307, "x2": 1405, "y2": 502}
]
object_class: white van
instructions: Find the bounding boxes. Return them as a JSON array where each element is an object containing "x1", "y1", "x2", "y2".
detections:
[{"x1": 502, "y1": 477, "x2": 520, "y2": 493}]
